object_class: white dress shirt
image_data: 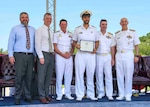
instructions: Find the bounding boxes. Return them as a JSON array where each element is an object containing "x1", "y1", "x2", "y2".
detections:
[{"x1": 35, "y1": 24, "x2": 54, "y2": 58}]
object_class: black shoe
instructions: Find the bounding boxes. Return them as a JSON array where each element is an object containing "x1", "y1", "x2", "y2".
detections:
[
  {"x1": 15, "y1": 99, "x2": 20, "y2": 105},
  {"x1": 24, "y1": 98, "x2": 32, "y2": 102}
]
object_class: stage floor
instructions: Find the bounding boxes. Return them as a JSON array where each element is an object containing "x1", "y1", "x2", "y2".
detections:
[{"x1": 0, "y1": 94, "x2": 150, "y2": 107}]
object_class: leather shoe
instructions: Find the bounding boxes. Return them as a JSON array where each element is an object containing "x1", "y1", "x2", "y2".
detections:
[
  {"x1": 15, "y1": 99, "x2": 20, "y2": 105},
  {"x1": 46, "y1": 97, "x2": 53, "y2": 101},
  {"x1": 24, "y1": 98, "x2": 32, "y2": 102},
  {"x1": 40, "y1": 98, "x2": 49, "y2": 104}
]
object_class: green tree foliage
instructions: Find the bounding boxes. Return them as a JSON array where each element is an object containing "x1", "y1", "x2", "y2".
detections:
[{"x1": 139, "y1": 33, "x2": 150, "y2": 56}]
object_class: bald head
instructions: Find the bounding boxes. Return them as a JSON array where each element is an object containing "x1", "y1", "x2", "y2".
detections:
[
  {"x1": 120, "y1": 17, "x2": 129, "y2": 31},
  {"x1": 120, "y1": 17, "x2": 128, "y2": 23}
]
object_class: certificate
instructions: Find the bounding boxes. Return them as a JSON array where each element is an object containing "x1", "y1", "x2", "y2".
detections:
[{"x1": 80, "y1": 40, "x2": 94, "y2": 52}]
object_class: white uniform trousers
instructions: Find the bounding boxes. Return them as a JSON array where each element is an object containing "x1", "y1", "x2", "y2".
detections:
[
  {"x1": 75, "y1": 51, "x2": 96, "y2": 98},
  {"x1": 96, "y1": 53, "x2": 113, "y2": 97},
  {"x1": 55, "y1": 54, "x2": 73, "y2": 97},
  {"x1": 116, "y1": 52, "x2": 134, "y2": 98}
]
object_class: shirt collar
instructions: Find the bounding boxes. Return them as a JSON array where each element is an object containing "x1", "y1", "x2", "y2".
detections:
[
  {"x1": 81, "y1": 25, "x2": 92, "y2": 29},
  {"x1": 60, "y1": 29, "x2": 68, "y2": 34},
  {"x1": 20, "y1": 23, "x2": 30, "y2": 28},
  {"x1": 43, "y1": 24, "x2": 50, "y2": 29}
]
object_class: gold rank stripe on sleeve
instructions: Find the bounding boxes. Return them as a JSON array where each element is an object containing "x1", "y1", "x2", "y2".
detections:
[
  {"x1": 115, "y1": 30, "x2": 120, "y2": 34},
  {"x1": 129, "y1": 29, "x2": 135, "y2": 32}
]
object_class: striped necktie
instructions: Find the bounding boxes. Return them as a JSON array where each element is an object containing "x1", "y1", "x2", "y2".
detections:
[{"x1": 25, "y1": 26, "x2": 30, "y2": 50}]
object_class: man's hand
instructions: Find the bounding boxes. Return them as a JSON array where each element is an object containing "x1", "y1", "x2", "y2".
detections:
[
  {"x1": 62, "y1": 52, "x2": 72, "y2": 59},
  {"x1": 91, "y1": 48, "x2": 97, "y2": 54},
  {"x1": 9, "y1": 57, "x2": 15, "y2": 65},
  {"x1": 75, "y1": 44, "x2": 80, "y2": 49},
  {"x1": 39, "y1": 58, "x2": 44, "y2": 64},
  {"x1": 111, "y1": 59, "x2": 115, "y2": 66},
  {"x1": 134, "y1": 56, "x2": 139, "y2": 63}
]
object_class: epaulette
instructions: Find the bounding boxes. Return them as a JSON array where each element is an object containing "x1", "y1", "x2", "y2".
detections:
[
  {"x1": 115, "y1": 30, "x2": 120, "y2": 34},
  {"x1": 129, "y1": 29, "x2": 135, "y2": 32},
  {"x1": 91, "y1": 25, "x2": 96, "y2": 28},
  {"x1": 55, "y1": 30, "x2": 59, "y2": 33},
  {"x1": 108, "y1": 32, "x2": 113, "y2": 35},
  {"x1": 76, "y1": 26, "x2": 81, "y2": 28},
  {"x1": 68, "y1": 31, "x2": 73, "y2": 34}
]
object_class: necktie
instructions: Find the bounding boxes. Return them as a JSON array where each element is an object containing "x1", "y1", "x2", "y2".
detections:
[
  {"x1": 25, "y1": 26, "x2": 30, "y2": 50},
  {"x1": 48, "y1": 28, "x2": 52, "y2": 52}
]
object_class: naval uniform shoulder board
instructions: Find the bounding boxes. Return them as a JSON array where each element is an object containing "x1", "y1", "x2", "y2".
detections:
[
  {"x1": 76, "y1": 26, "x2": 81, "y2": 28},
  {"x1": 91, "y1": 25, "x2": 96, "y2": 28},
  {"x1": 108, "y1": 32, "x2": 113, "y2": 35},
  {"x1": 129, "y1": 29, "x2": 135, "y2": 32},
  {"x1": 115, "y1": 30, "x2": 120, "y2": 34},
  {"x1": 68, "y1": 31, "x2": 72, "y2": 34},
  {"x1": 55, "y1": 30, "x2": 60, "y2": 33}
]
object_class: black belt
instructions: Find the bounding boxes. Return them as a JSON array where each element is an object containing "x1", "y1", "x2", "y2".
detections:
[
  {"x1": 15, "y1": 52, "x2": 33, "y2": 55},
  {"x1": 42, "y1": 51, "x2": 54, "y2": 54}
]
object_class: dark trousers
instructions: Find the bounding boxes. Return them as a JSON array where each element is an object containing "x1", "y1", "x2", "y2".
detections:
[
  {"x1": 37, "y1": 52, "x2": 54, "y2": 99},
  {"x1": 14, "y1": 52, "x2": 34, "y2": 100}
]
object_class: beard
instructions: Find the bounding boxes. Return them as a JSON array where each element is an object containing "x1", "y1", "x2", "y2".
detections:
[
  {"x1": 21, "y1": 20, "x2": 28, "y2": 26},
  {"x1": 83, "y1": 20, "x2": 89, "y2": 25}
]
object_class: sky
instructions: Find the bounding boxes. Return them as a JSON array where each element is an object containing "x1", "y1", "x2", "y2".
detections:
[{"x1": 0, "y1": 0, "x2": 150, "y2": 51}]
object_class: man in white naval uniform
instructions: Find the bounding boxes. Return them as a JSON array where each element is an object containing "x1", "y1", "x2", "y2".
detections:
[
  {"x1": 115, "y1": 17, "x2": 140, "y2": 101},
  {"x1": 73, "y1": 10, "x2": 99, "y2": 101},
  {"x1": 53, "y1": 19, "x2": 74, "y2": 101},
  {"x1": 96, "y1": 19, "x2": 115, "y2": 101}
]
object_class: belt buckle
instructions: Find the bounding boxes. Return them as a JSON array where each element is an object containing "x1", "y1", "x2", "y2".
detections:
[
  {"x1": 25, "y1": 52, "x2": 28, "y2": 55},
  {"x1": 121, "y1": 50, "x2": 124, "y2": 53},
  {"x1": 102, "y1": 53, "x2": 107, "y2": 56}
]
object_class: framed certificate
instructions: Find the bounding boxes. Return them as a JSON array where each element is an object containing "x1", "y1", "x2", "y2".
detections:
[{"x1": 80, "y1": 40, "x2": 94, "y2": 52}]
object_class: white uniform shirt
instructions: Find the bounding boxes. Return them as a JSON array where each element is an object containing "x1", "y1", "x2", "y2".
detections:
[
  {"x1": 35, "y1": 25, "x2": 54, "y2": 58},
  {"x1": 73, "y1": 25, "x2": 99, "y2": 44},
  {"x1": 97, "y1": 32, "x2": 115, "y2": 54},
  {"x1": 53, "y1": 30, "x2": 73, "y2": 53},
  {"x1": 115, "y1": 29, "x2": 140, "y2": 51}
]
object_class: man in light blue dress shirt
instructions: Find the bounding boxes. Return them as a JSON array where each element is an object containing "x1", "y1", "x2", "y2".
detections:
[{"x1": 8, "y1": 12, "x2": 35, "y2": 105}]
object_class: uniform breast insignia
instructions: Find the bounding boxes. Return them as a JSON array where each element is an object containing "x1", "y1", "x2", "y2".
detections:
[
  {"x1": 91, "y1": 31, "x2": 93, "y2": 33},
  {"x1": 117, "y1": 37, "x2": 120, "y2": 39},
  {"x1": 58, "y1": 34, "x2": 62, "y2": 38},
  {"x1": 127, "y1": 35, "x2": 132, "y2": 39},
  {"x1": 79, "y1": 32, "x2": 83, "y2": 34},
  {"x1": 69, "y1": 35, "x2": 72, "y2": 38}
]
